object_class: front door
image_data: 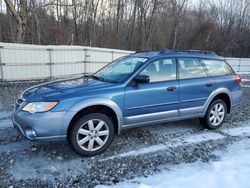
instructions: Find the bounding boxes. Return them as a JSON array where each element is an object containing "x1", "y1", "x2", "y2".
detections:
[{"x1": 124, "y1": 58, "x2": 179, "y2": 125}]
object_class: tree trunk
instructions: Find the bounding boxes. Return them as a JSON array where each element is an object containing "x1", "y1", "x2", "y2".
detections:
[
  {"x1": 4, "y1": 0, "x2": 28, "y2": 43},
  {"x1": 7, "y1": 8, "x2": 15, "y2": 42},
  {"x1": 72, "y1": 0, "x2": 78, "y2": 44},
  {"x1": 34, "y1": 13, "x2": 41, "y2": 45},
  {"x1": 129, "y1": 0, "x2": 137, "y2": 50},
  {"x1": 145, "y1": 0, "x2": 158, "y2": 50},
  {"x1": 172, "y1": 24, "x2": 178, "y2": 49},
  {"x1": 116, "y1": 0, "x2": 121, "y2": 48}
]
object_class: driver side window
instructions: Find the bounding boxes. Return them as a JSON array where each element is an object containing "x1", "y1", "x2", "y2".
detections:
[{"x1": 139, "y1": 58, "x2": 176, "y2": 83}]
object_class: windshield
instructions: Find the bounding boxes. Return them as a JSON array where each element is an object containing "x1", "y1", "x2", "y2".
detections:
[{"x1": 93, "y1": 57, "x2": 148, "y2": 83}]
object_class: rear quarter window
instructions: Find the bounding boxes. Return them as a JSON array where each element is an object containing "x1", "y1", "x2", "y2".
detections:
[
  {"x1": 178, "y1": 58, "x2": 207, "y2": 79},
  {"x1": 201, "y1": 59, "x2": 234, "y2": 76}
]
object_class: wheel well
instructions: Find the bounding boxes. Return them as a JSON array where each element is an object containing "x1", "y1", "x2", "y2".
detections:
[
  {"x1": 67, "y1": 105, "x2": 119, "y2": 138},
  {"x1": 211, "y1": 93, "x2": 231, "y2": 113}
]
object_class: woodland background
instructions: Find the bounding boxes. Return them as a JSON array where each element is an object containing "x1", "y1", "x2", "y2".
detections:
[{"x1": 0, "y1": 0, "x2": 249, "y2": 57}]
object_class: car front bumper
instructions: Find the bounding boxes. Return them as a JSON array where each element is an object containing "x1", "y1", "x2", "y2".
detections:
[{"x1": 12, "y1": 110, "x2": 67, "y2": 142}]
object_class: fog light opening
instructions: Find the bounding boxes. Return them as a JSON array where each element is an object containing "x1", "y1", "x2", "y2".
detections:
[{"x1": 25, "y1": 128, "x2": 37, "y2": 138}]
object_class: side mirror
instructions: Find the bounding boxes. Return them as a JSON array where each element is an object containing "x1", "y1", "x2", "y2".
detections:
[{"x1": 133, "y1": 75, "x2": 150, "y2": 84}]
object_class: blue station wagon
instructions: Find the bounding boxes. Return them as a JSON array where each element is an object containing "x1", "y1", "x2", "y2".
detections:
[{"x1": 12, "y1": 50, "x2": 242, "y2": 156}]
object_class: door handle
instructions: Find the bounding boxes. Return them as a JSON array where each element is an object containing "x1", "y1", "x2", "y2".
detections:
[
  {"x1": 167, "y1": 86, "x2": 176, "y2": 91},
  {"x1": 206, "y1": 82, "x2": 213, "y2": 87}
]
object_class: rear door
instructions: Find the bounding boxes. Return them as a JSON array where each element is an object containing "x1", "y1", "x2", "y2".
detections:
[{"x1": 178, "y1": 58, "x2": 216, "y2": 116}]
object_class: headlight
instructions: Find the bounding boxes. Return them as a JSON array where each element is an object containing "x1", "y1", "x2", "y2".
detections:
[{"x1": 22, "y1": 102, "x2": 58, "y2": 113}]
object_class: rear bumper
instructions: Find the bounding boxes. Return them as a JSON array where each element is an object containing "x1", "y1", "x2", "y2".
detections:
[{"x1": 12, "y1": 110, "x2": 67, "y2": 142}]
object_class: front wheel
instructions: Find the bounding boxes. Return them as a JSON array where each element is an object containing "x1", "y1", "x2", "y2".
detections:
[
  {"x1": 200, "y1": 99, "x2": 227, "y2": 129},
  {"x1": 69, "y1": 113, "x2": 114, "y2": 156}
]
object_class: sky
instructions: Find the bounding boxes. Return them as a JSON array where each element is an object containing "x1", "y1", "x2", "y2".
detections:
[
  {"x1": 0, "y1": 0, "x2": 6, "y2": 13},
  {"x1": 0, "y1": 0, "x2": 203, "y2": 14}
]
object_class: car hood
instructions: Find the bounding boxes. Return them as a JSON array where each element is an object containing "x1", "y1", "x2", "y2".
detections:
[{"x1": 22, "y1": 77, "x2": 115, "y2": 101}]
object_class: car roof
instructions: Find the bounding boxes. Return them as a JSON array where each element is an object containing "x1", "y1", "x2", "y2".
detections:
[{"x1": 129, "y1": 50, "x2": 224, "y2": 60}]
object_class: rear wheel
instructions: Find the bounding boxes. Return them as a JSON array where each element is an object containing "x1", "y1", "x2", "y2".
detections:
[
  {"x1": 69, "y1": 113, "x2": 114, "y2": 156},
  {"x1": 200, "y1": 99, "x2": 227, "y2": 129}
]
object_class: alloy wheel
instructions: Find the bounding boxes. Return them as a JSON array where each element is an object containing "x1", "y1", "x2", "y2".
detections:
[
  {"x1": 76, "y1": 119, "x2": 109, "y2": 151},
  {"x1": 209, "y1": 103, "x2": 225, "y2": 126}
]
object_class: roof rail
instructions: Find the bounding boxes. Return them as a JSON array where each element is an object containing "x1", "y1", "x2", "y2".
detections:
[
  {"x1": 160, "y1": 49, "x2": 217, "y2": 55},
  {"x1": 135, "y1": 50, "x2": 151, "y2": 53}
]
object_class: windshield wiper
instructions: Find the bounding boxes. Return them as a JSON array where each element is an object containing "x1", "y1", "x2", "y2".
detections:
[
  {"x1": 90, "y1": 75, "x2": 101, "y2": 81},
  {"x1": 90, "y1": 75, "x2": 119, "y2": 84},
  {"x1": 104, "y1": 79, "x2": 119, "y2": 84}
]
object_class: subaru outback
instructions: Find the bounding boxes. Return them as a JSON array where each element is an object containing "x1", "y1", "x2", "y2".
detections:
[{"x1": 12, "y1": 50, "x2": 242, "y2": 156}]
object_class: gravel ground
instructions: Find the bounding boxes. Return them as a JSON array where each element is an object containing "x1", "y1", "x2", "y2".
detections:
[
  {"x1": 0, "y1": 80, "x2": 45, "y2": 112},
  {"x1": 0, "y1": 75, "x2": 250, "y2": 188}
]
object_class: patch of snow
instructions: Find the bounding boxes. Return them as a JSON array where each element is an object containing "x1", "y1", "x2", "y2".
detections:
[
  {"x1": 221, "y1": 126, "x2": 250, "y2": 137},
  {"x1": 181, "y1": 132, "x2": 224, "y2": 144},
  {"x1": 102, "y1": 132, "x2": 225, "y2": 161},
  {"x1": 97, "y1": 138, "x2": 250, "y2": 188},
  {"x1": 101, "y1": 144, "x2": 167, "y2": 161},
  {"x1": 165, "y1": 132, "x2": 225, "y2": 148},
  {"x1": 9, "y1": 154, "x2": 89, "y2": 182}
]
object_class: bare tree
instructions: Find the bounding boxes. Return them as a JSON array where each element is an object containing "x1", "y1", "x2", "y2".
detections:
[
  {"x1": 0, "y1": 0, "x2": 250, "y2": 57},
  {"x1": 169, "y1": 0, "x2": 189, "y2": 49},
  {"x1": 72, "y1": 0, "x2": 79, "y2": 44},
  {"x1": 4, "y1": 0, "x2": 28, "y2": 43}
]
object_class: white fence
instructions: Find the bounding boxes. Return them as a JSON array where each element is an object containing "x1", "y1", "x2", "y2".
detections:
[
  {"x1": 225, "y1": 57, "x2": 250, "y2": 74},
  {"x1": 0, "y1": 43, "x2": 134, "y2": 81},
  {"x1": 0, "y1": 42, "x2": 249, "y2": 81}
]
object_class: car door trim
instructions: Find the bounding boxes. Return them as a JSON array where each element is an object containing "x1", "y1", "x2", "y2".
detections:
[
  {"x1": 122, "y1": 111, "x2": 203, "y2": 129},
  {"x1": 124, "y1": 109, "x2": 178, "y2": 125},
  {"x1": 126, "y1": 101, "x2": 179, "y2": 110},
  {"x1": 181, "y1": 97, "x2": 207, "y2": 103}
]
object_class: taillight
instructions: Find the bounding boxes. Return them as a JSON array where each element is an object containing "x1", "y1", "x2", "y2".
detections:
[{"x1": 235, "y1": 75, "x2": 241, "y2": 84}]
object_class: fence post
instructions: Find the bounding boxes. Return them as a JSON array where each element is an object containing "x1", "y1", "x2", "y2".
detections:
[
  {"x1": 84, "y1": 48, "x2": 87, "y2": 75},
  {"x1": 47, "y1": 48, "x2": 53, "y2": 80},
  {"x1": 238, "y1": 58, "x2": 241, "y2": 73},
  {"x1": 111, "y1": 51, "x2": 114, "y2": 61},
  {"x1": 0, "y1": 46, "x2": 3, "y2": 82}
]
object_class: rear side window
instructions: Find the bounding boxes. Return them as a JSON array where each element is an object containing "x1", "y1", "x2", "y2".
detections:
[
  {"x1": 201, "y1": 60, "x2": 234, "y2": 76},
  {"x1": 178, "y1": 58, "x2": 207, "y2": 79}
]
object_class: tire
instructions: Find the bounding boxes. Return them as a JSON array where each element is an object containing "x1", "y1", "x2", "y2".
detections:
[
  {"x1": 69, "y1": 113, "x2": 114, "y2": 156},
  {"x1": 200, "y1": 99, "x2": 227, "y2": 130}
]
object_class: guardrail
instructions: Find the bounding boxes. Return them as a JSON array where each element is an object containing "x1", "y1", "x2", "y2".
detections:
[{"x1": 0, "y1": 42, "x2": 249, "y2": 81}]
